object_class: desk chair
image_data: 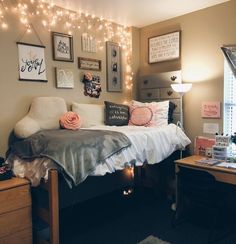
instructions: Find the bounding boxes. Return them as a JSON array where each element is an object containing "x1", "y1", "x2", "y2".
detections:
[{"x1": 173, "y1": 167, "x2": 233, "y2": 244}]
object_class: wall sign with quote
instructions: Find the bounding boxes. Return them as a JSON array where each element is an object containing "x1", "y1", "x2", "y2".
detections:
[
  {"x1": 106, "y1": 41, "x2": 122, "y2": 92},
  {"x1": 201, "y1": 101, "x2": 221, "y2": 118},
  {"x1": 78, "y1": 57, "x2": 101, "y2": 71},
  {"x1": 52, "y1": 32, "x2": 74, "y2": 62},
  {"x1": 17, "y1": 42, "x2": 47, "y2": 82},
  {"x1": 148, "y1": 31, "x2": 180, "y2": 63}
]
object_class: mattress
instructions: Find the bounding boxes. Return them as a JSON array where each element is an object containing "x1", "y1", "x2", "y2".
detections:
[{"x1": 7, "y1": 124, "x2": 191, "y2": 186}]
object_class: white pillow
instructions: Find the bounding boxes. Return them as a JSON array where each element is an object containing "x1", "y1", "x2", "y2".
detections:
[
  {"x1": 71, "y1": 102, "x2": 105, "y2": 128},
  {"x1": 14, "y1": 97, "x2": 68, "y2": 138},
  {"x1": 131, "y1": 100, "x2": 169, "y2": 127}
]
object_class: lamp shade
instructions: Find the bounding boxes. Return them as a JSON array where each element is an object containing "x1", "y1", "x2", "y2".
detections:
[{"x1": 171, "y1": 83, "x2": 192, "y2": 95}]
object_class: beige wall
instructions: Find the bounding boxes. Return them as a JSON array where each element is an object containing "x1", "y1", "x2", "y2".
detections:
[
  {"x1": 139, "y1": 0, "x2": 236, "y2": 152},
  {"x1": 1, "y1": 1, "x2": 235, "y2": 156},
  {"x1": 0, "y1": 10, "x2": 138, "y2": 156}
]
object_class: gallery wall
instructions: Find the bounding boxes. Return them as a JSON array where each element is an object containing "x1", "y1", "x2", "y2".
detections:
[
  {"x1": 0, "y1": 3, "x2": 138, "y2": 156},
  {"x1": 139, "y1": 0, "x2": 236, "y2": 151}
]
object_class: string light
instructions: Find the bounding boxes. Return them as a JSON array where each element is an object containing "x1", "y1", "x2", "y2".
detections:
[{"x1": 0, "y1": 0, "x2": 133, "y2": 91}]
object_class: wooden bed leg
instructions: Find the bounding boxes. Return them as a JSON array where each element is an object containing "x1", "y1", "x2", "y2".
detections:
[{"x1": 48, "y1": 169, "x2": 59, "y2": 244}]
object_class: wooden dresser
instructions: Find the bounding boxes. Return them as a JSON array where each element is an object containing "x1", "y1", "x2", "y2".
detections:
[
  {"x1": 138, "y1": 70, "x2": 182, "y2": 124},
  {"x1": 0, "y1": 177, "x2": 32, "y2": 244}
]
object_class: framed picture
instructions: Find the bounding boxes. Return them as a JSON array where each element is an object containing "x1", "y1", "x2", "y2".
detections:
[
  {"x1": 78, "y1": 57, "x2": 101, "y2": 71},
  {"x1": 52, "y1": 32, "x2": 73, "y2": 62},
  {"x1": 81, "y1": 34, "x2": 97, "y2": 53},
  {"x1": 201, "y1": 101, "x2": 220, "y2": 118},
  {"x1": 106, "y1": 41, "x2": 122, "y2": 92},
  {"x1": 55, "y1": 67, "x2": 74, "y2": 88},
  {"x1": 17, "y1": 42, "x2": 47, "y2": 82},
  {"x1": 221, "y1": 46, "x2": 236, "y2": 76},
  {"x1": 148, "y1": 31, "x2": 180, "y2": 63}
]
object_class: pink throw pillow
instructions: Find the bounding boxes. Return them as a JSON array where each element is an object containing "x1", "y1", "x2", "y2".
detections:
[
  {"x1": 59, "y1": 112, "x2": 82, "y2": 130},
  {"x1": 129, "y1": 106, "x2": 153, "y2": 126}
]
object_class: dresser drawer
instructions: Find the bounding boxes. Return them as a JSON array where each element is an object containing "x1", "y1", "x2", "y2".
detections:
[
  {"x1": 0, "y1": 207, "x2": 32, "y2": 238},
  {"x1": 140, "y1": 88, "x2": 160, "y2": 100},
  {"x1": 160, "y1": 88, "x2": 180, "y2": 99},
  {"x1": 0, "y1": 228, "x2": 32, "y2": 244},
  {"x1": 0, "y1": 185, "x2": 31, "y2": 214},
  {"x1": 139, "y1": 70, "x2": 181, "y2": 89}
]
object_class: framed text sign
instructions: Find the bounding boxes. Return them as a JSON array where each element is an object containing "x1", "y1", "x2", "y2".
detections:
[
  {"x1": 148, "y1": 31, "x2": 180, "y2": 63},
  {"x1": 201, "y1": 101, "x2": 221, "y2": 118},
  {"x1": 78, "y1": 57, "x2": 101, "y2": 71},
  {"x1": 17, "y1": 42, "x2": 47, "y2": 82}
]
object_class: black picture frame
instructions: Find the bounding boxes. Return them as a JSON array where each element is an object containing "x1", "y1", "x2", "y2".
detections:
[{"x1": 52, "y1": 32, "x2": 74, "y2": 62}]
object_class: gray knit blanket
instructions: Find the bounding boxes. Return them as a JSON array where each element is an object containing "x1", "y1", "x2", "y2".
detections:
[{"x1": 10, "y1": 129, "x2": 131, "y2": 186}]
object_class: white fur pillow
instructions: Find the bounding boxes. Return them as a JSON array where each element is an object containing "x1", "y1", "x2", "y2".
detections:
[
  {"x1": 71, "y1": 102, "x2": 105, "y2": 128},
  {"x1": 14, "y1": 97, "x2": 67, "y2": 138}
]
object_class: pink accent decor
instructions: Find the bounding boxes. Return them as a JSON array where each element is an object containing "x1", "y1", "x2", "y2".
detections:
[
  {"x1": 59, "y1": 112, "x2": 82, "y2": 130},
  {"x1": 129, "y1": 106, "x2": 153, "y2": 126},
  {"x1": 201, "y1": 101, "x2": 220, "y2": 118}
]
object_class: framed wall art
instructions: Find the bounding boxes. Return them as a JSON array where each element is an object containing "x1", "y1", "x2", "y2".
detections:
[
  {"x1": 106, "y1": 41, "x2": 122, "y2": 92},
  {"x1": 17, "y1": 42, "x2": 47, "y2": 82},
  {"x1": 78, "y1": 57, "x2": 101, "y2": 71},
  {"x1": 52, "y1": 32, "x2": 74, "y2": 62},
  {"x1": 148, "y1": 31, "x2": 180, "y2": 63},
  {"x1": 201, "y1": 101, "x2": 221, "y2": 118},
  {"x1": 55, "y1": 67, "x2": 74, "y2": 88},
  {"x1": 81, "y1": 33, "x2": 97, "y2": 53}
]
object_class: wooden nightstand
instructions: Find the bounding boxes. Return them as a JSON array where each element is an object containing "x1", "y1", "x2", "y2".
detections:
[{"x1": 0, "y1": 177, "x2": 32, "y2": 244}]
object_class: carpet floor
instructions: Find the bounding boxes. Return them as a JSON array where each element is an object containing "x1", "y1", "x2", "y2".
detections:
[{"x1": 60, "y1": 187, "x2": 236, "y2": 244}]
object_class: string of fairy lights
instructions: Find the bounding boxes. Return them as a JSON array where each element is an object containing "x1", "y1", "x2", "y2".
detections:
[{"x1": 0, "y1": 0, "x2": 133, "y2": 91}]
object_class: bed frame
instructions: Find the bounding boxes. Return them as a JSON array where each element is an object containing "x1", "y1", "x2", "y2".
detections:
[
  {"x1": 31, "y1": 70, "x2": 184, "y2": 244},
  {"x1": 33, "y1": 151, "x2": 182, "y2": 244},
  {"x1": 33, "y1": 166, "x2": 141, "y2": 244}
]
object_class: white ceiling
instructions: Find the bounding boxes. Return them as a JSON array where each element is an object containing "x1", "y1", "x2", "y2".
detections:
[{"x1": 52, "y1": 0, "x2": 229, "y2": 27}]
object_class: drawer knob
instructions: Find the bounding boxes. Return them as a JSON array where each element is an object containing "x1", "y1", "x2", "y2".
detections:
[
  {"x1": 143, "y1": 80, "x2": 149, "y2": 85},
  {"x1": 167, "y1": 90, "x2": 173, "y2": 96}
]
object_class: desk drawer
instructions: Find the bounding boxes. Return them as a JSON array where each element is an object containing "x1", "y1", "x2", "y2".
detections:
[
  {"x1": 0, "y1": 185, "x2": 31, "y2": 214},
  {"x1": 0, "y1": 228, "x2": 32, "y2": 244},
  {"x1": 0, "y1": 207, "x2": 32, "y2": 238}
]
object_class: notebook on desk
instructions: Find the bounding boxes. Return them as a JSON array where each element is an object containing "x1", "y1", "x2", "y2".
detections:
[{"x1": 195, "y1": 158, "x2": 222, "y2": 166}]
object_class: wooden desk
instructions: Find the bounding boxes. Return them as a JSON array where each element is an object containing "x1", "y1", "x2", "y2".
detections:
[{"x1": 174, "y1": 155, "x2": 236, "y2": 210}]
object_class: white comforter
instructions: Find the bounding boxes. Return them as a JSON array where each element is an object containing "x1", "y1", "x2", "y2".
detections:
[{"x1": 9, "y1": 124, "x2": 191, "y2": 186}]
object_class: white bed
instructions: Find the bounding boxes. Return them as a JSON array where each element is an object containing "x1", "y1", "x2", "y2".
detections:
[{"x1": 9, "y1": 124, "x2": 190, "y2": 186}]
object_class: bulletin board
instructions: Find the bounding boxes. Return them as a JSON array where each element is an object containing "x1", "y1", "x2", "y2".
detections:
[{"x1": 148, "y1": 31, "x2": 180, "y2": 63}]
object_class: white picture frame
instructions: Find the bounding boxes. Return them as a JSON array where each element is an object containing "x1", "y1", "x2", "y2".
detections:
[
  {"x1": 17, "y1": 42, "x2": 47, "y2": 82},
  {"x1": 148, "y1": 31, "x2": 181, "y2": 63},
  {"x1": 56, "y1": 67, "x2": 74, "y2": 88}
]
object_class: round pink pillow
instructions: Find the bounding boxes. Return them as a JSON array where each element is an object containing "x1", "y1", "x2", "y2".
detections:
[
  {"x1": 59, "y1": 112, "x2": 82, "y2": 130},
  {"x1": 129, "y1": 106, "x2": 153, "y2": 126}
]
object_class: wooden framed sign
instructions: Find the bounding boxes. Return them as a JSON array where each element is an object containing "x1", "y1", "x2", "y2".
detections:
[
  {"x1": 148, "y1": 31, "x2": 180, "y2": 63},
  {"x1": 78, "y1": 57, "x2": 101, "y2": 71}
]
